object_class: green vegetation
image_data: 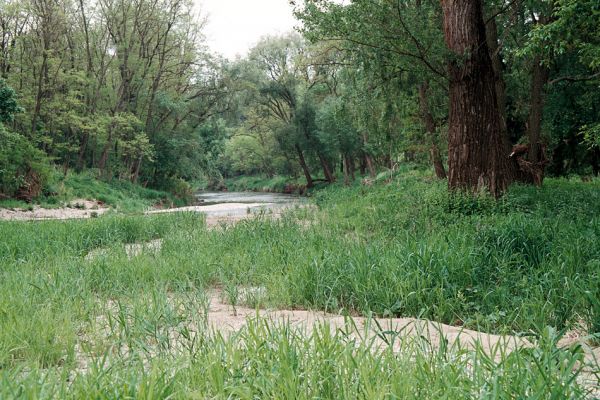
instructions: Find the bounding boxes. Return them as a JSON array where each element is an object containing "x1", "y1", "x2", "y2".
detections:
[
  {"x1": 1, "y1": 0, "x2": 599, "y2": 200},
  {"x1": 1, "y1": 0, "x2": 600, "y2": 397},
  {"x1": 0, "y1": 173, "x2": 598, "y2": 397},
  {"x1": 0, "y1": 171, "x2": 186, "y2": 212},
  {"x1": 221, "y1": 175, "x2": 309, "y2": 193}
]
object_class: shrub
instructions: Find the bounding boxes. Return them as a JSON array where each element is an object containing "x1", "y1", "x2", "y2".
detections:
[
  {"x1": 161, "y1": 176, "x2": 195, "y2": 205},
  {"x1": 0, "y1": 126, "x2": 51, "y2": 200}
]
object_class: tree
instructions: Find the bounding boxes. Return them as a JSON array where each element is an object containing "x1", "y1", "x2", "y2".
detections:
[
  {"x1": 440, "y1": 0, "x2": 514, "y2": 196},
  {"x1": 0, "y1": 79, "x2": 49, "y2": 199}
]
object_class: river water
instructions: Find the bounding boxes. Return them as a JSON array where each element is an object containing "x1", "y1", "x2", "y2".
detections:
[
  {"x1": 136, "y1": 191, "x2": 305, "y2": 218},
  {"x1": 196, "y1": 191, "x2": 302, "y2": 206}
]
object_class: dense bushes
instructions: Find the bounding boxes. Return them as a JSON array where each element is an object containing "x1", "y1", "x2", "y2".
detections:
[{"x1": 0, "y1": 127, "x2": 51, "y2": 200}]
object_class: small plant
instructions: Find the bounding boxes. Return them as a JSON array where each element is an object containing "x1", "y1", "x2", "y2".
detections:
[{"x1": 224, "y1": 282, "x2": 240, "y2": 316}]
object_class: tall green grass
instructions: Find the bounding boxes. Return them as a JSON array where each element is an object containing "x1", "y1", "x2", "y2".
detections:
[
  {"x1": 0, "y1": 173, "x2": 598, "y2": 397},
  {"x1": 0, "y1": 318, "x2": 594, "y2": 399}
]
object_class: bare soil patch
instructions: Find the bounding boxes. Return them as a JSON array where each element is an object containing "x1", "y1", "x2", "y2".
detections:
[{"x1": 0, "y1": 199, "x2": 109, "y2": 221}]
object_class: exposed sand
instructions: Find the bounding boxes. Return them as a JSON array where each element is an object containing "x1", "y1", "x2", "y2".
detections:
[
  {"x1": 206, "y1": 290, "x2": 529, "y2": 353},
  {"x1": 0, "y1": 199, "x2": 109, "y2": 221},
  {"x1": 146, "y1": 202, "x2": 271, "y2": 215},
  {"x1": 76, "y1": 289, "x2": 598, "y2": 395},
  {"x1": 199, "y1": 292, "x2": 599, "y2": 393},
  {"x1": 0, "y1": 200, "x2": 293, "y2": 222}
]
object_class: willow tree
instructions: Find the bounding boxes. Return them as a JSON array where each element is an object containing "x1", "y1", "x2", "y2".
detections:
[{"x1": 295, "y1": 0, "x2": 449, "y2": 180}]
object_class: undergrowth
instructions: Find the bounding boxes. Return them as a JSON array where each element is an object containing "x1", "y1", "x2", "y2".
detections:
[
  {"x1": 0, "y1": 172, "x2": 599, "y2": 398},
  {"x1": 0, "y1": 171, "x2": 187, "y2": 211},
  {"x1": 221, "y1": 175, "x2": 308, "y2": 193}
]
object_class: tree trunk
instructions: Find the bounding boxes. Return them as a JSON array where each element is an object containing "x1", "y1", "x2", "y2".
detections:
[
  {"x1": 361, "y1": 132, "x2": 376, "y2": 178},
  {"x1": 132, "y1": 155, "x2": 143, "y2": 183},
  {"x1": 295, "y1": 144, "x2": 313, "y2": 188},
  {"x1": 418, "y1": 82, "x2": 447, "y2": 179},
  {"x1": 528, "y1": 55, "x2": 549, "y2": 164},
  {"x1": 441, "y1": 0, "x2": 514, "y2": 197},
  {"x1": 365, "y1": 154, "x2": 376, "y2": 178},
  {"x1": 31, "y1": 51, "x2": 47, "y2": 136},
  {"x1": 343, "y1": 156, "x2": 350, "y2": 185},
  {"x1": 76, "y1": 133, "x2": 89, "y2": 171},
  {"x1": 318, "y1": 153, "x2": 335, "y2": 183},
  {"x1": 98, "y1": 127, "x2": 113, "y2": 173},
  {"x1": 591, "y1": 148, "x2": 600, "y2": 176},
  {"x1": 485, "y1": 15, "x2": 508, "y2": 136}
]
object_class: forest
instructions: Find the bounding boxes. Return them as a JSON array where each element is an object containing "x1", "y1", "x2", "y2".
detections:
[
  {"x1": 0, "y1": 0, "x2": 598, "y2": 202},
  {"x1": 0, "y1": 0, "x2": 600, "y2": 398}
]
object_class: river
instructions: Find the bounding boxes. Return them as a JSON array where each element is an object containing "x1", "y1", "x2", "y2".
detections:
[{"x1": 193, "y1": 191, "x2": 304, "y2": 217}]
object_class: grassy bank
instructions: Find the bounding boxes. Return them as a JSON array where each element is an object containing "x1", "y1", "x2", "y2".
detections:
[
  {"x1": 0, "y1": 172, "x2": 599, "y2": 397},
  {"x1": 219, "y1": 175, "x2": 308, "y2": 193},
  {"x1": 0, "y1": 172, "x2": 187, "y2": 212}
]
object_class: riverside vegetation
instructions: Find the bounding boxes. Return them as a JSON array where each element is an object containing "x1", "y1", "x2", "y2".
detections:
[
  {"x1": 1, "y1": 0, "x2": 600, "y2": 397},
  {"x1": 0, "y1": 170, "x2": 599, "y2": 398}
]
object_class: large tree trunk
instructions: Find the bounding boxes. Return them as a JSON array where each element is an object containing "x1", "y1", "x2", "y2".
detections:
[
  {"x1": 295, "y1": 144, "x2": 313, "y2": 188},
  {"x1": 418, "y1": 82, "x2": 447, "y2": 179},
  {"x1": 441, "y1": 0, "x2": 514, "y2": 197}
]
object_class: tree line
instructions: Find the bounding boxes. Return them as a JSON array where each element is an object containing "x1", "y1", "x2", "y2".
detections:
[
  {"x1": 0, "y1": 0, "x2": 232, "y2": 199},
  {"x1": 1, "y1": 0, "x2": 599, "y2": 200}
]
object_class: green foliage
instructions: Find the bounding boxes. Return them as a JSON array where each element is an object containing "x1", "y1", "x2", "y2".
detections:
[
  {"x1": 0, "y1": 126, "x2": 51, "y2": 199},
  {"x1": 223, "y1": 175, "x2": 306, "y2": 193},
  {"x1": 0, "y1": 171, "x2": 184, "y2": 211},
  {"x1": 0, "y1": 79, "x2": 21, "y2": 123},
  {"x1": 581, "y1": 123, "x2": 600, "y2": 149},
  {"x1": 159, "y1": 176, "x2": 195, "y2": 205}
]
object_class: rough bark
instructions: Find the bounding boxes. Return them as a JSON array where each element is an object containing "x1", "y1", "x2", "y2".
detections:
[
  {"x1": 485, "y1": 15, "x2": 508, "y2": 136},
  {"x1": 441, "y1": 0, "x2": 514, "y2": 197},
  {"x1": 418, "y1": 82, "x2": 447, "y2": 179}
]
